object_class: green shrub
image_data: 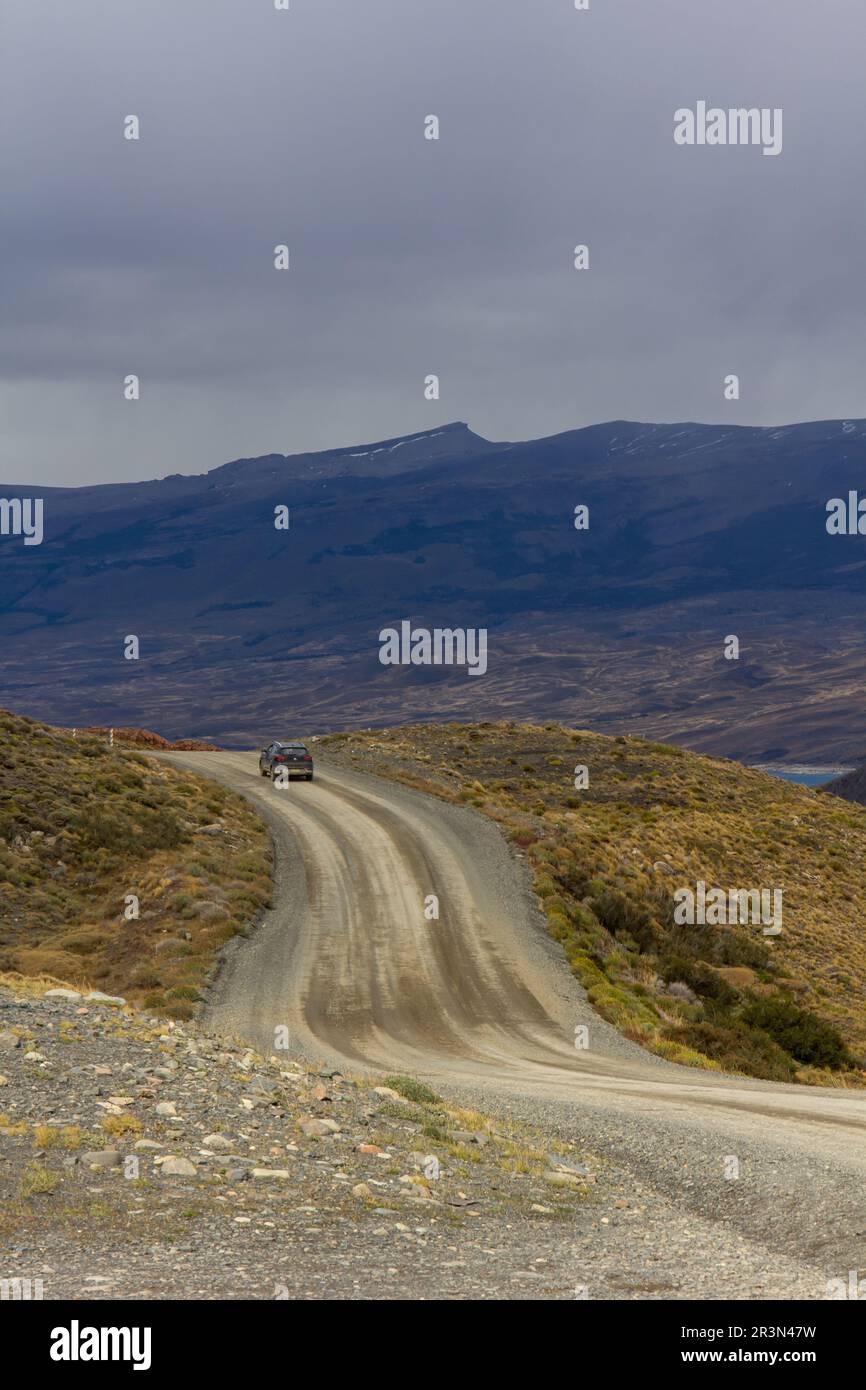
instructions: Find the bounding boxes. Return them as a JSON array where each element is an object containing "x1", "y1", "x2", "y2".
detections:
[
  {"x1": 382, "y1": 1075, "x2": 441, "y2": 1105},
  {"x1": 659, "y1": 954, "x2": 738, "y2": 1006},
  {"x1": 131, "y1": 968, "x2": 163, "y2": 989},
  {"x1": 164, "y1": 1000, "x2": 195, "y2": 1020},
  {"x1": 671, "y1": 1020, "x2": 796, "y2": 1081},
  {"x1": 740, "y1": 999, "x2": 851, "y2": 1070},
  {"x1": 590, "y1": 888, "x2": 658, "y2": 952},
  {"x1": 73, "y1": 806, "x2": 184, "y2": 854}
]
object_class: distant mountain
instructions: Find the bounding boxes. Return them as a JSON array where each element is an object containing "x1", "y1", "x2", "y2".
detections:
[
  {"x1": 3, "y1": 417, "x2": 866, "y2": 759},
  {"x1": 823, "y1": 765, "x2": 866, "y2": 806}
]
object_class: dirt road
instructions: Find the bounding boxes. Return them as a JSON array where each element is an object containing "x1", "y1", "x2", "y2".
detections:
[{"x1": 164, "y1": 750, "x2": 866, "y2": 1289}]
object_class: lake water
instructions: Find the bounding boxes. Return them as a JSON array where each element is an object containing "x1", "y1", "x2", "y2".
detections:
[{"x1": 761, "y1": 769, "x2": 848, "y2": 788}]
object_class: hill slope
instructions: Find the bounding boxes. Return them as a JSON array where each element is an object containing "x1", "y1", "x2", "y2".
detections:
[
  {"x1": 3, "y1": 418, "x2": 866, "y2": 759},
  {"x1": 324, "y1": 721, "x2": 866, "y2": 1083},
  {"x1": 823, "y1": 764, "x2": 866, "y2": 806},
  {"x1": 0, "y1": 711, "x2": 270, "y2": 1013}
]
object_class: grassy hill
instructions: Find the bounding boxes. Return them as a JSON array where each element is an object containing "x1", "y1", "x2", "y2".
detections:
[
  {"x1": 324, "y1": 722, "x2": 866, "y2": 1085},
  {"x1": 0, "y1": 711, "x2": 270, "y2": 1017}
]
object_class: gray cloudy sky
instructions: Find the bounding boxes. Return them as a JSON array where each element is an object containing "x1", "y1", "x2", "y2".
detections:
[{"x1": 2, "y1": 0, "x2": 865, "y2": 485}]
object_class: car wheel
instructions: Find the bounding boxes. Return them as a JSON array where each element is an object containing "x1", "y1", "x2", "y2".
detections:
[{"x1": 305, "y1": 774, "x2": 313, "y2": 782}]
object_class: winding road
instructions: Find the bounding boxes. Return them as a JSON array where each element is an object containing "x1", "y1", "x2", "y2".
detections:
[{"x1": 164, "y1": 750, "x2": 866, "y2": 1284}]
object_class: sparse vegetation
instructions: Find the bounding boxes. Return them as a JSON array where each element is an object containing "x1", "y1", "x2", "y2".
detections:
[
  {"x1": 101, "y1": 1114, "x2": 143, "y2": 1138},
  {"x1": 384, "y1": 1075, "x2": 442, "y2": 1105},
  {"x1": 0, "y1": 710, "x2": 272, "y2": 1016},
  {"x1": 20, "y1": 1162, "x2": 60, "y2": 1197}
]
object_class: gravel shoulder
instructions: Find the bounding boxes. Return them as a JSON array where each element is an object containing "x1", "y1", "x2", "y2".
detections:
[{"x1": 0, "y1": 985, "x2": 835, "y2": 1301}]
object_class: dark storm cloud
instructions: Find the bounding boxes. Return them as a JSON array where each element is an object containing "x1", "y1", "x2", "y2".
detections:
[{"x1": 2, "y1": 0, "x2": 865, "y2": 484}]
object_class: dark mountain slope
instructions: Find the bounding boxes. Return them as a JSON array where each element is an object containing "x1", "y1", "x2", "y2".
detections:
[
  {"x1": 824, "y1": 765, "x2": 866, "y2": 805},
  {"x1": 2, "y1": 417, "x2": 865, "y2": 757}
]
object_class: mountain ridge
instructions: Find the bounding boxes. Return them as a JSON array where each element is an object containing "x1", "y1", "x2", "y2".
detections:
[
  {"x1": 6, "y1": 414, "x2": 866, "y2": 494},
  {"x1": 3, "y1": 416, "x2": 866, "y2": 759}
]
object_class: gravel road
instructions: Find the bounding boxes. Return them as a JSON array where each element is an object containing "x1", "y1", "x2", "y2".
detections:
[{"x1": 162, "y1": 751, "x2": 866, "y2": 1297}]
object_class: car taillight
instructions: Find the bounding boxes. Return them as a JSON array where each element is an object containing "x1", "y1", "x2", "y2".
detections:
[
  {"x1": 274, "y1": 755, "x2": 287, "y2": 762},
  {"x1": 303, "y1": 755, "x2": 312, "y2": 762}
]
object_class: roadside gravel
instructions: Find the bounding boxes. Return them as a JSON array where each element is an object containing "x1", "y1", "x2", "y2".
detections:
[{"x1": 0, "y1": 985, "x2": 834, "y2": 1300}]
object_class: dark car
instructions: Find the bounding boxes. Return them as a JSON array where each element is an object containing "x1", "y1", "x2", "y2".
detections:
[{"x1": 259, "y1": 741, "x2": 314, "y2": 782}]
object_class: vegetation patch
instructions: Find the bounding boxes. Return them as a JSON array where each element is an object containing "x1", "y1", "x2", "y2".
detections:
[
  {"x1": 383, "y1": 1075, "x2": 442, "y2": 1105},
  {"x1": 0, "y1": 710, "x2": 271, "y2": 1016}
]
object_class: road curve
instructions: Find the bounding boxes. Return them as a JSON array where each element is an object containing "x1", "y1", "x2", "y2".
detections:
[{"x1": 163, "y1": 750, "x2": 866, "y2": 1276}]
